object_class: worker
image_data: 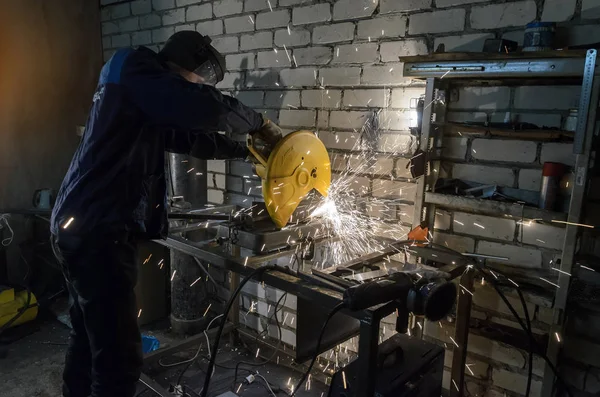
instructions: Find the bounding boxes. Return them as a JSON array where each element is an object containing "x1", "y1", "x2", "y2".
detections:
[{"x1": 49, "y1": 31, "x2": 282, "y2": 397}]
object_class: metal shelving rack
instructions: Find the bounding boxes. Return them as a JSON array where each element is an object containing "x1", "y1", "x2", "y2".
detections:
[{"x1": 403, "y1": 49, "x2": 600, "y2": 397}]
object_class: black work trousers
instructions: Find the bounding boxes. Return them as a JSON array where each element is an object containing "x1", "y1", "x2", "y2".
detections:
[{"x1": 51, "y1": 232, "x2": 143, "y2": 397}]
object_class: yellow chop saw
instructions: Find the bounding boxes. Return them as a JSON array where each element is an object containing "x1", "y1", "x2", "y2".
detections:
[{"x1": 248, "y1": 130, "x2": 331, "y2": 229}]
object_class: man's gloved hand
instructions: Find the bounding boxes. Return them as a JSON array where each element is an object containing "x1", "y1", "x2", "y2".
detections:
[{"x1": 249, "y1": 115, "x2": 283, "y2": 147}]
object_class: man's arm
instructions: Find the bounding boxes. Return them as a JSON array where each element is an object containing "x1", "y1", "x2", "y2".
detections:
[
  {"x1": 121, "y1": 50, "x2": 263, "y2": 135},
  {"x1": 165, "y1": 129, "x2": 249, "y2": 159}
]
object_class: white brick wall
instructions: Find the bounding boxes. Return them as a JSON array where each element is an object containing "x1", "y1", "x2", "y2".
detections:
[
  {"x1": 280, "y1": 68, "x2": 317, "y2": 86},
  {"x1": 320, "y1": 67, "x2": 361, "y2": 86},
  {"x1": 302, "y1": 89, "x2": 341, "y2": 108},
  {"x1": 186, "y1": 3, "x2": 213, "y2": 21},
  {"x1": 582, "y1": 0, "x2": 600, "y2": 19},
  {"x1": 471, "y1": 139, "x2": 537, "y2": 163},
  {"x1": 313, "y1": 23, "x2": 355, "y2": 44},
  {"x1": 332, "y1": 43, "x2": 379, "y2": 64},
  {"x1": 476, "y1": 241, "x2": 543, "y2": 268},
  {"x1": 294, "y1": 47, "x2": 332, "y2": 66},
  {"x1": 357, "y1": 15, "x2": 407, "y2": 39},
  {"x1": 258, "y1": 50, "x2": 291, "y2": 67},
  {"x1": 213, "y1": 0, "x2": 243, "y2": 17},
  {"x1": 99, "y1": 2, "x2": 600, "y2": 395},
  {"x1": 452, "y1": 164, "x2": 514, "y2": 187},
  {"x1": 450, "y1": 87, "x2": 511, "y2": 110},
  {"x1": 519, "y1": 169, "x2": 542, "y2": 191},
  {"x1": 514, "y1": 86, "x2": 580, "y2": 110},
  {"x1": 542, "y1": 0, "x2": 577, "y2": 22},
  {"x1": 470, "y1": 1, "x2": 537, "y2": 29},
  {"x1": 274, "y1": 29, "x2": 310, "y2": 47},
  {"x1": 380, "y1": 0, "x2": 431, "y2": 13},
  {"x1": 333, "y1": 0, "x2": 377, "y2": 21},
  {"x1": 344, "y1": 89, "x2": 388, "y2": 108},
  {"x1": 362, "y1": 65, "x2": 412, "y2": 85},
  {"x1": 434, "y1": 33, "x2": 494, "y2": 52},
  {"x1": 409, "y1": 9, "x2": 466, "y2": 34},
  {"x1": 241, "y1": 31, "x2": 272, "y2": 50},
  {"x1": 453, "y1": 212, "x2": 516, "y2": 241},
  {"x1": 256, "y1": 10, "x2": 289, "y2": 29},
  {"x1": 440, "y1": 137, "x2": 467, "y2": 160},
  {"x1": 520, "y1": 223, "x2": 565, "y2": 249},
  {"x1": 540, "y1": 143, "x2": 575, "y2": 166},
  {"x1": 225, "y1": 15, "x2": 254, "y2": 34},
  {"x1": 380, "y1": 39, "x2": 428, "y2": 62},
  {"x1": 196, "y1": 20, "x2": 223, "y2": 36},
  {"x1": 292, "y1": 3, "x2": 331, "y2": 25}
]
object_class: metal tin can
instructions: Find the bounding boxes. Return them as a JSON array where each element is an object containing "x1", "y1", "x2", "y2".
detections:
[
  {"x1": 523, "y1": 22, "x2": 555, "y2": 52},
  {"x1": 539, "y1": 162, "x2": 566, "y2": 210}
]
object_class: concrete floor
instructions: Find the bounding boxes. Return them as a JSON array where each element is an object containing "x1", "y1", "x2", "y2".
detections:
[
  {"x1": 0, "y1": 317, "x2": 328, "y2": 397},
  {"x1": 0, "y1": 320, "x2": 67, "y2": 397}
]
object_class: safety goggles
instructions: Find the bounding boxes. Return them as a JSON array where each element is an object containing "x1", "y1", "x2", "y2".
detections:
[{"x1": 193, "y1": 60, "x2": 219, "y2": 86}]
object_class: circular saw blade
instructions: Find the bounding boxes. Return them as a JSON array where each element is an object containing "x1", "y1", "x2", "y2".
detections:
[{"x1": 262, "y1": 130, "x2": 331, "y2": 228}]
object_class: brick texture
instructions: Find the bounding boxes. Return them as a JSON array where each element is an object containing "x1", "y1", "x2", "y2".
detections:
[
  {"x1": 470, "y1": 1, "x2": 537, "y2": 29},
  {"x1": 471, "y1": 139, "x2": 537, "y2": 163},
  {"x1": 333, "y1": 0, "x2": 377, "y2": 21},
  {"x1": 380, "y1": 0, "x2": 431, "y2": 13},
  {"x1": 313, "y1": 23, "x2": 355, "y2": 44},
  {"x1": 358, "y1": 16, "x2": 407, "y2": 39},
  {"x1": 293, "y1": 4, "x2": 331, "y2": 25},
  {"x1": 409, "y1": 9, "x2": 466, "y2": 34}
]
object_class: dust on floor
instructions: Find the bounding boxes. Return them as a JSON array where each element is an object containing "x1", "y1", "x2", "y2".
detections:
[{"x1": 0, "y1": 321, "x2": 68, "y2": 397}]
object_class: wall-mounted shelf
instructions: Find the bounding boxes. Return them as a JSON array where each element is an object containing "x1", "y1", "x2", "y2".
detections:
[
  {"x1": 437, "y1": 123, "x2": 574, "y2": 142},
  {"x1": 425, "y1": 192, "x2": 567, "y2": 224},
  {"x1": 408, "y1": 49, "x2": 600, "y2": 397}
]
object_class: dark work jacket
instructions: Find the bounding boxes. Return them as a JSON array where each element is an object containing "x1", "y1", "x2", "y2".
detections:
[{"x1": 50, "y1": 46, "x2": 262, "y2": 240}]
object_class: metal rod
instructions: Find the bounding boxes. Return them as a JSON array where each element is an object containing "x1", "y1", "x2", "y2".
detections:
[{"x1": 450, "y1": 269, "x2": 474, "y2": 397}]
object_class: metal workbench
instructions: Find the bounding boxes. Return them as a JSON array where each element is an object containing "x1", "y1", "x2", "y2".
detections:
[
  {"x1": 405, "y1": 49, "x2": 600, "y2": 396},
  {"x1": 149, "y1": 229, "x2": 473, "y2": 397}
]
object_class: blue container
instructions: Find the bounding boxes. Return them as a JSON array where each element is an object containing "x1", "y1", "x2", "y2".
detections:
[
  {"x1": 142, "y1": 335, "x2": 160, "y2": 354},
  {"x1": 523, "y1": 22, "x2": 555, "y2": 51}
]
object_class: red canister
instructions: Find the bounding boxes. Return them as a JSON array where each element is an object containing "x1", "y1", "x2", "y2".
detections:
[{"x1": 539, "y1": 162, "x2": 566, "y2": 210}]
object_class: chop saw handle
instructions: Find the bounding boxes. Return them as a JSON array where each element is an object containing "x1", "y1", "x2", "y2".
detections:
[
  {"x1": 247, "y1": 134, "x2": 269, "y2": 167},
  {"x1": 343, "y1": 273, "x2": 413, "y2": 311}
]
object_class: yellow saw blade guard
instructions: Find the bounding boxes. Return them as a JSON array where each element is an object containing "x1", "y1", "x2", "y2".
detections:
[{"x1": 248, "y1": 130, "x2": 331, "y2": 228}]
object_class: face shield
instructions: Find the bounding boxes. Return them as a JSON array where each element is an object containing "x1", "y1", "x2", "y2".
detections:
[{"x1": 193, "y1": 60, "x2": 219, "y2": 86}]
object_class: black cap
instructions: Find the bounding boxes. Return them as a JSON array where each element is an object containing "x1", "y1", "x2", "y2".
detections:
[{"x1": 158, "y1": 31, "x2": 226, "y2": 83}]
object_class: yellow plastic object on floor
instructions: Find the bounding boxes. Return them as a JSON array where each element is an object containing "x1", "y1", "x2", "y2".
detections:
[
  {"x1": 0, "y1": 287, "x2": 38, "y2": 329},
  {"x1": 248, "y1": 130, "x2": 331, "y2": 228}
]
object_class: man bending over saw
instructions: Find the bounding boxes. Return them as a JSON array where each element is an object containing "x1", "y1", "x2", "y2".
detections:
[{"x1": 49, "y1": 31, "x2": 282, "y2": 397}]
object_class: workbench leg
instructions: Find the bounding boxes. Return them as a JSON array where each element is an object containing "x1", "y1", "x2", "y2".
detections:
[
  {"x1": 229, "y1": 245, "x2": 241, "y2": 346},
  {"x1": 355, "y1": 316, "x2": 380, "y2": 397},
  {"x1": 450, "y1": 269, "x2": 474, "y2": 397}
]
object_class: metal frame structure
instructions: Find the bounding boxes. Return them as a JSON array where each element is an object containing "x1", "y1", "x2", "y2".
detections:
[
  {"x1": 406, "y1": 49, "x2": 600, "y2": 397},
  {"x1": 146, "y1": 234, "x2": 472, "y2": 397}
]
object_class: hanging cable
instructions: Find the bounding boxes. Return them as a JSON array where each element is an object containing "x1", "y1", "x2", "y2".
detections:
[
  {"x1": 290, "y1": 302, "x2": 346, "y2": 396},
  {"x1": 199, "y1": 264, "x2": 278, "y2": 397},
  {"x1": 0, "y1": 214, "x2": 14, "y2": 246}
]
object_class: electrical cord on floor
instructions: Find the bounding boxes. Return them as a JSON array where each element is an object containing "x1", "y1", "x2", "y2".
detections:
[
  {"x1": 290, "y1": 302, "x2": 346, "y2": 396},
  {"x1": 255, "y1": 372, "x2": 277, "y2": 397},
  {"x1": 174, "y1": 314, "x2": 226, "y2": 387},
  {"x1": 516, "y1": 288, "x2": 533, "y2": 397},
  {"x1": 200, "y1": 265, "x2": 278, "y2": 397},
  {"x1": 159, "y1": 314, "x2": 225, "y2": 369},
  {"x1": 231, "y1": 292, "x2": 288, "y2": 389}
]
